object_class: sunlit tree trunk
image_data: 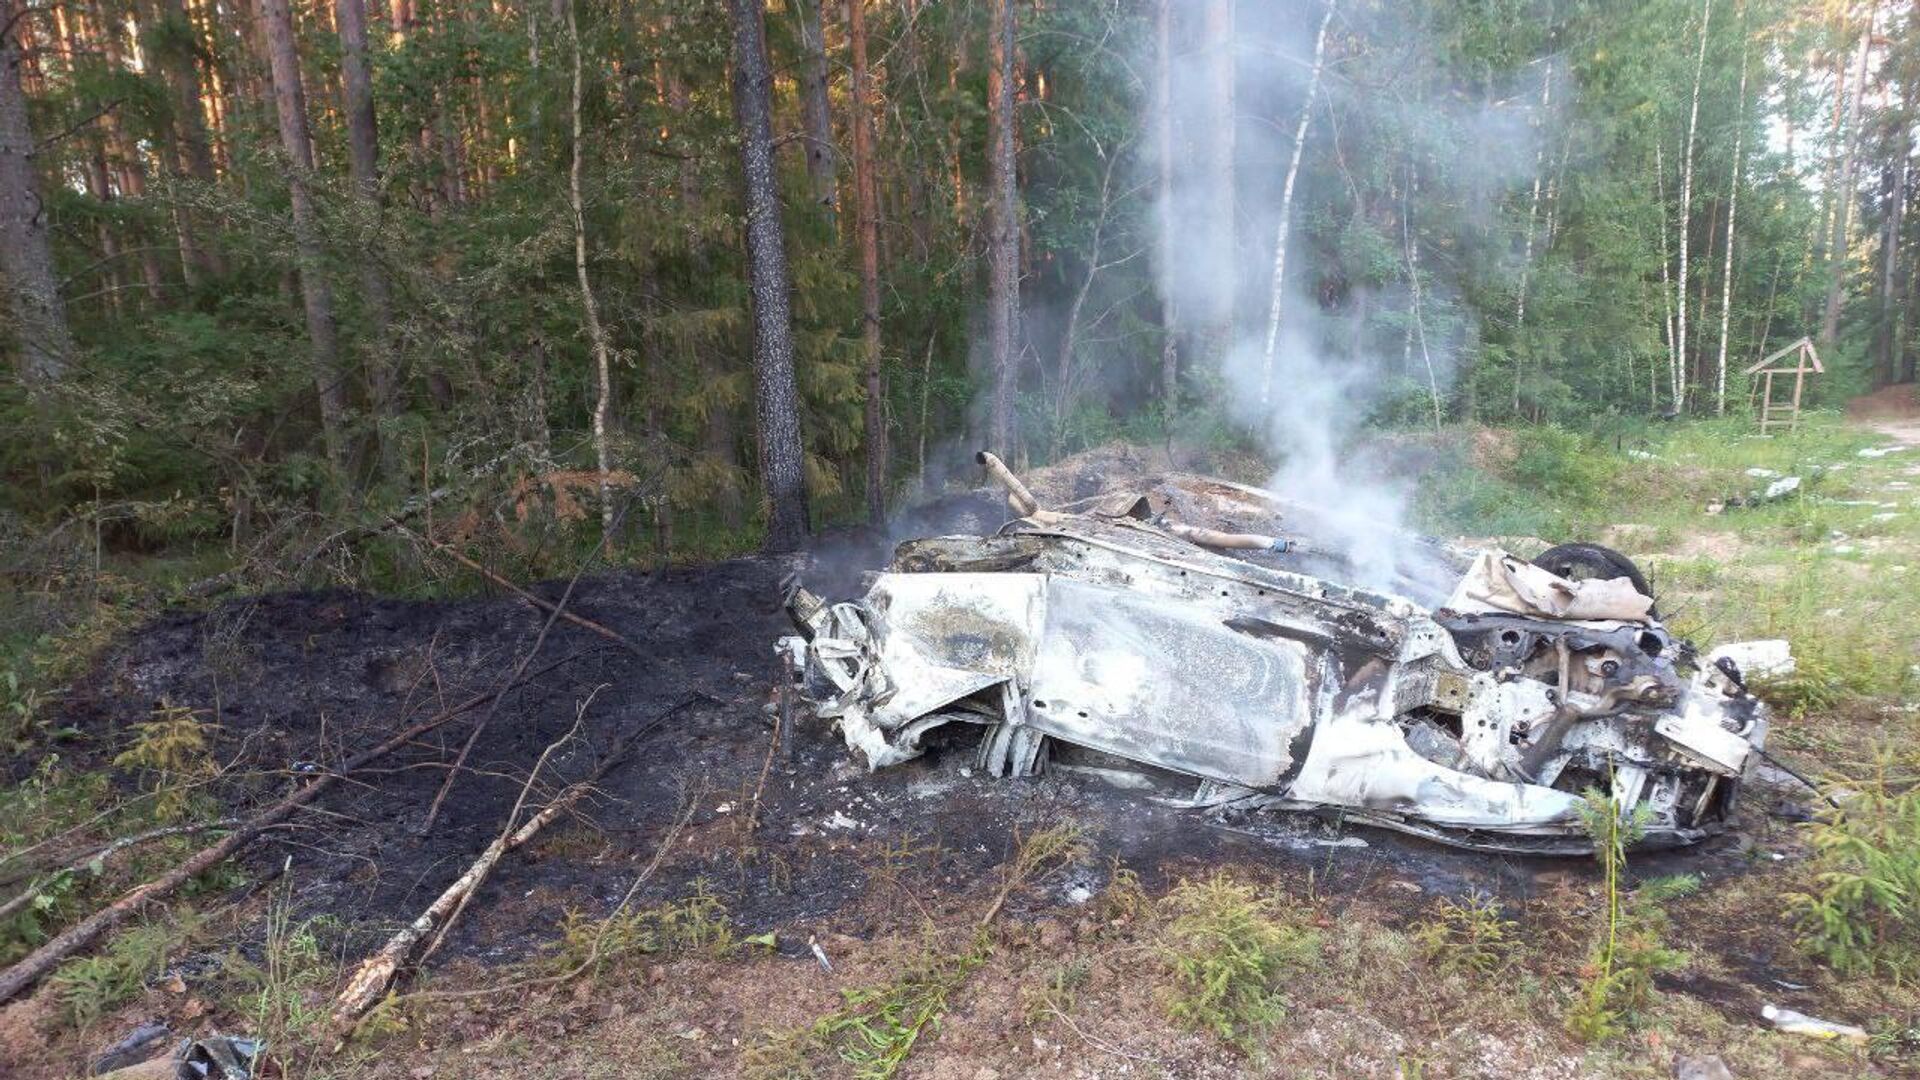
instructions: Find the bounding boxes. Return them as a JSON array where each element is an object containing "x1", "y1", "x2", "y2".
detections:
[
  {"x1": 986, "y1": 0, "x2": 1019, "y2": 455},
  {"x1": 1513, "y1": 59, "x2": 1551, "y2": 415},
  {"x1": 1259, "y1": 4, "x2": 1332, "y2": 407},
  {"x1": 0, "y1": 0, "x2": 75, "y2": 385},
  {"x1": 728, "y1": 0, "x2": 810, "y2": 550},
  {"x1": 1674, "y1": 0, "x2": 1711, "y2": 414},
  {"x1": 262, "y1": 0, "x2": 349, "y2": 472},
  {"x1": 848, "y1": 0, "x2": 886, "y2": 520}
]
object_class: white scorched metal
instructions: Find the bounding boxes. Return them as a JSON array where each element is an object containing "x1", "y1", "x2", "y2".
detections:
[{"x1": 778, "y1": 457, "x2": 1775, "y2": 854}]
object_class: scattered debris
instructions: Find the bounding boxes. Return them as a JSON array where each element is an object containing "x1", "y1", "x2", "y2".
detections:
[
  {"x1": 1760, "y1": 1003, "x2": 1869, "y2": 1044},
  {"x1": 90, "y1": 1021, "x2": 171, "y2": 1075},
  {"x1": 808, "y1": 936, "x2": 834, "y2": 972},
  {"x1": 1859, "y1": 445, "x2": 1908, "y2": 458},
  {"x1": 779, "y1": 452, "x2": 1779, "y2": 855},
  {"x1": 1673, "y1": 1054, "x2": 1735, "y2": 1080}
]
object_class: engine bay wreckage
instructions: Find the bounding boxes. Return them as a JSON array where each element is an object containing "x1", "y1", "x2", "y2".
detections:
[{"x1": 778, "y1": 452, "x2": 1783, "y2": 854}]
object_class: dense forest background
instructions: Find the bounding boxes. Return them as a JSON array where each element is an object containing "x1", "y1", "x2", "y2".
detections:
[{"x1": 1, "y1": 0, "x2": 1915, "y2": 562}]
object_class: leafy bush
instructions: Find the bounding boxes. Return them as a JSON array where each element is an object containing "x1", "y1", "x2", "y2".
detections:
[
  {"x1": 1790, "y1": 777, "x2": 1920, "y2": 978},
  {"x1": 1156, "y1": 873, "x2": 1321, "y2": 1052}
]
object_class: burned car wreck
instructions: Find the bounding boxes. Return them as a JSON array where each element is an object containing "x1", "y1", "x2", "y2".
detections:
[{"x1": 778, "y1": 452, "x2": 1777, "y2": 854}]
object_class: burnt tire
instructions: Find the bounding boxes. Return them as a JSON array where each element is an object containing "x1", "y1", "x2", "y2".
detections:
[{"x1": 1531, "y1": 542, "x2": 1658, "y2": 618}]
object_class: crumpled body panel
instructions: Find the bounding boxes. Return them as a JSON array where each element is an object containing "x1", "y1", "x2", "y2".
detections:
[{"x1": 779, "y1": 466, "x2": 1775, "y2": 854}]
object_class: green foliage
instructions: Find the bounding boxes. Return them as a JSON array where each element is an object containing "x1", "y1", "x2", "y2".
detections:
[
  {"x1": 1789, "y1": 770, "x2": 1920, "y2": 979},
  {"x1": 1155, "y1": 873, "x2": 1322, "y2": 1053},
  {"x1": 51, "y1": 913, "x2": 198, "y2": 1029},
  {"x1": 548, "y1": 879, "x2": 738, "y2": 978},
  {"x1": 1414, "y1": 891, "x2": 1518, "y2": 977},
  {"x1": 113, "y1": 704, "x2": 220, "y2": 821},
  {"x1": 1565, "y1": 790, "x2": 1692, "y2": 1042}
]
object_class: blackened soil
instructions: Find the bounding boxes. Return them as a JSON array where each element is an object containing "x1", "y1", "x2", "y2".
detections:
[{"x1": 44, "y1": 546, "x2": 1781, "y2": 972}]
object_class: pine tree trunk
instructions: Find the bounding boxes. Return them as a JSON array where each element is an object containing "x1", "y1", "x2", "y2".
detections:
[
  {"x1": 1155, "y1": 0, "x2": 1178, "y2": 413},
  {"x1": 1877, "y1": 153, "x2": 1907, "y2": 386},
  {"x1": 156, "y1": 0, "x2": 224, "y2": 278},
  {"x1": 1675, "y1": 0, "x2": 1710, "y2": 416},
  {"x1": 986, "y1": 0, "x2": 1019, "y2": 455},
  {"x1": 1714, "y1": 23, "x2": 1747, "y2": 415},
  {"x1": 848, "y1": 0, "x2": 886, "y2": 521},
  {"x1": 0, "y1": 0, "x2": 75, "y2": 385},
  {"x1": 337, "y1": 0, "x2": 400, "y2": 479},
  {"x1": 1821, "y1": 18, "x2": 1872, "y2": 348},
  {"x1": 728, "y1": 0, "x2": 811, "y2": 551},
  {"x1": 1259, "y1": 4, "x2": 1333, "y2": 407},
  {"x1": 795, "y1": 0, "x2": 837, "y2": 224},
  {"x1": 262, "y1": 0, "x2": 349, "y2": 473}
]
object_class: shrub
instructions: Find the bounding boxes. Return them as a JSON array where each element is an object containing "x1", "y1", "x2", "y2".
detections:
[
  {"x1": 1156, "y1": 873, "x2": 1321, "y2": 1052},
  {"x1": 1789, "y1": 775, "x2": 1920, "y2": 978}
]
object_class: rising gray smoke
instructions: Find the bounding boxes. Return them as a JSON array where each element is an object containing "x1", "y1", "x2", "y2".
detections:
[{"x1": 1155, "y1": 0, "x2": 1554, "y2": 602}]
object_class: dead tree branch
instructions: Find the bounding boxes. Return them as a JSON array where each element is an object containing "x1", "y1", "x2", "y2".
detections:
[{"x1": 0, "y1": 650, "x2": 590, "y2": 1006}]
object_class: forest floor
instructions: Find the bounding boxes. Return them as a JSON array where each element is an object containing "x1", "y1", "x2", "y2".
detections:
[{"x1": 4, "y1": 403, "x2": 1920, "y2": 1079}]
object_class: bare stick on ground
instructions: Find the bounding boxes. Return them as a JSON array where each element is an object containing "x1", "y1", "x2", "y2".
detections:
[
  {"x1": 0, "y1": 650, "x2": 589, "y2": 1006},
  {"x1": 396, "y1": 522, "x2": 641, "y2": 655},
  {"x1": 331, "y1": 691, "x2": 696, "y2": 1025}
]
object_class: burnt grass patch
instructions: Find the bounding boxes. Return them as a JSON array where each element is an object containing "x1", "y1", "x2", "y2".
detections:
[{"x1": 17, "y1": 548, "x2": 1815, "y2": 1060}]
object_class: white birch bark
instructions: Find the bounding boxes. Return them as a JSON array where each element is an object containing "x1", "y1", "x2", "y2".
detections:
[
  {"x1": 1715, "y1": 17, "x2": 1748, "y2": 416},
  {"x1": 1259, "y1": 4, "x2": 1334, "y2": 407},
  {"x1": 566, "y1": 0, "x2": 617, "y2": 534},
  {"x1": 1676, "y1": 0, "x2": 1712, "y2": 415}
]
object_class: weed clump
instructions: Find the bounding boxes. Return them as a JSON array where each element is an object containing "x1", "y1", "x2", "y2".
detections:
[
  {"x1": 1790, "y1": 773, "x2": 1920, "y2": 978},
  {"x1": 1155, "y1": 873, "x2": 1321, "y2": 1053},
  {"x1": 1414, "y1": 890, "x2": 1516, "y2": 976}
]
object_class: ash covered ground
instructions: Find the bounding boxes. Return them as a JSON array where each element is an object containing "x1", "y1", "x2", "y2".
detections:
[{"x1": 49, "y1": 519, "x2": 1785, "y2": 975}]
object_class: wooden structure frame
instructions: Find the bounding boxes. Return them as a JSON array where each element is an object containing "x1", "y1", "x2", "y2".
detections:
[{"x1": 1743, "y1": 337, "x2": 1823, "y2": 433}]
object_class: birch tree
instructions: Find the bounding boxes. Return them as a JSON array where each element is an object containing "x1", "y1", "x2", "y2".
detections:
[
  {"x1": 1714, "y1": 11, "x2": 1748, "y2": 415},
  {"x1": 1675, "y1": 0, "x2": 1712, "y2": 415},
  {"x1": 337, "y1": 0, "x2": 399, "y2": 476},
  {"x1": 565, "y1": 0, "x2": 617, "y2": 534},
  {"x1": 1259, "y1": 3, "x2": 1333, "y2": 407}
]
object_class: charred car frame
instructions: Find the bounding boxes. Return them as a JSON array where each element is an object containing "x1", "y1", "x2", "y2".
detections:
[{"x1": 778, "y1": 452, "x2": 1775, "y2": 854}]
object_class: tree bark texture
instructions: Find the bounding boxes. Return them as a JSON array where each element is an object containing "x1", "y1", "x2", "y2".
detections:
[
  {"x1": 1155, "y1": 0, "x2": 1178, "y2": 412},
  {"x1": 795, "y1": 0, "x2": 838, "y2": 223},
  {"x1": 1675, "y1": 0, "x2": 1711, "y2": 413},
  {"x1": 261, "y1": 0, "x2": 349, "y2": 471},
  {"x1": 986, "y1": 0, "x2": 1019, "y2": 456},
  {"x1": 566, "y1": 0, "x2": 618, "y2": 535},
  {"x1": 728, "y1": 0, "x2": 811, "y2": 551},
  {"x1": 1196, "y1": 0, "x2": 1235, "y2": 371},
  {"x1": 848, "y1": 0, "x2": 886, "y2": 521},
  {"x1": 337, "y1": 0, "x2": 400, "y2": 476},
  {"x1": 0, "y1": 0, "x2": 76, "y2": 385}
]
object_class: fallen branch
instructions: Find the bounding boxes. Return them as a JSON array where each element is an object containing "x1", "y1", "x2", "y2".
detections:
[
  {"x1": 397, "y1": 522, "x2": 642, "y2": 656},
  {"x1": 417, "y1": 500, "x2": 630, "y2": 833},
  {"x1": 0, "y1": 650, "x2": 589, "y2": 1006},
  {"x1": 0, "y1": 818, "x2": 242, "y2": 925},
  {"x1": 331, "y1": 692, "x2": 697, "y2": 1025}
]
